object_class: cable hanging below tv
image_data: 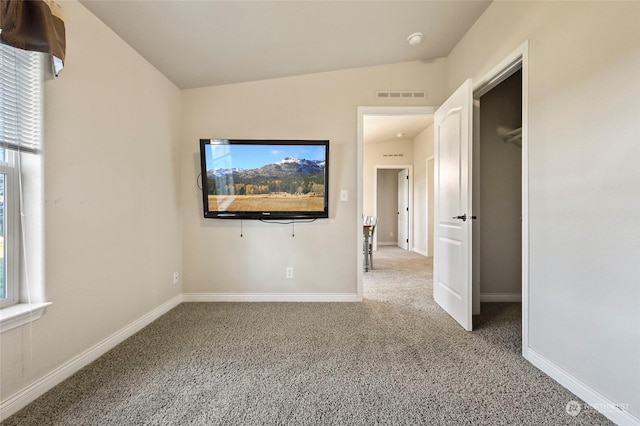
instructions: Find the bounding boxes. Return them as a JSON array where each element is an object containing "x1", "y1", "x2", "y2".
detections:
[{"x1": 200, "y1": 139, "x2": 329, "y2": 220}]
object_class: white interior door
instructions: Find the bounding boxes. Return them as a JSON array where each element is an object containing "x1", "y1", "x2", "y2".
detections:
[
  {"x1": 434, "y1": 79, "x2": 473, "y2": 331},
  {"x1": 397, "y1": 169, "x2": 409, "y2": 249}
]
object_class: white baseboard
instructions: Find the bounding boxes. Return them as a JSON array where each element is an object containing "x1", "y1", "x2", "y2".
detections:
[
  {"x1": 183, "y1": 293, "x2": 361, "y2": 302},
  {"x1": 0, "y1": 294, "x2": 183, "y2": 422},
  {"x1": 524, "y1": 347, "x2": 639, "y2": 426},
  {"x1": 480, "y1": 292, "x2": 522, "y2": 302}
]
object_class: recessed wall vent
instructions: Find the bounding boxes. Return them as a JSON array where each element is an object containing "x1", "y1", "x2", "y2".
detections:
[{"x1": 376, "y1": 91, "x2": 427, "y2": 100}]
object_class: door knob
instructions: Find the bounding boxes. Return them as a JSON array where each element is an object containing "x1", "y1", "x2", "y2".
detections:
[{"x1": 452, "y1": 214, "x2": 467, "y2": 221}]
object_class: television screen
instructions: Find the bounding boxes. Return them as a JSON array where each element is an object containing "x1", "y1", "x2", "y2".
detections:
[{"x1": 200, "y1": 139, "x2": 329, "y2": 220}]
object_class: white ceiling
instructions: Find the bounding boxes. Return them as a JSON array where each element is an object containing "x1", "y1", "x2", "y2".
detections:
[
  {"x1": 80, "y1": 1, "x2": 488, "y2": 143},
  {"x1": 363, "y1": 114, "x2": 434, "y2": 145},
  {"x1": 80, "y1": 0, "x2": 491, "y2": 90}
]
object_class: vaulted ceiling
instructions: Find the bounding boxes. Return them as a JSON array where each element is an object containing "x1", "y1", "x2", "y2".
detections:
[
  {"x1": 81, "y1": 1, "x2": 491, "y2": 90},
  {"x1": 81, "y1": 1, "x2": 490, "y2": 140}
]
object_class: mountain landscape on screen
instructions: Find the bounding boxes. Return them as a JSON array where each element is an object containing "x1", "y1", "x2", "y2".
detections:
[
  {"x1": 208, "y1": 157, "x2": 324, "y2": 178},
  {"x1": 206, "y1": 157, "x2": 325, "y2": 197}
]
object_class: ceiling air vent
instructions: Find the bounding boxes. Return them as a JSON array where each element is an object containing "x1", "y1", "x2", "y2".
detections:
[{"x1": 376, "y1": 91, "x2": 427, "y2": 100}]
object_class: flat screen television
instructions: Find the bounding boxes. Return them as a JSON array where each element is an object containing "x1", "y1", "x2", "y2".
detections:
[{"x1": 200, "y1": 139, "x2": 329, "y2": 220}]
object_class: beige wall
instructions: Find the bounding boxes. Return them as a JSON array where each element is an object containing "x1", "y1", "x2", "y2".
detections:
[
  {"x1": 363, "y1": 138, "x2": 414, "y2": 217},
  {"x1": 363, "y1": 125, "x2": 434, "y2": 253},
  {"x1": 1, "y1": 0, "x2": 183, "y2": 402},
  {"x1": 4, "y1": 0, "x2": 637, "y2": 422},
  {"x1": 412, "y1": 125, "x2": 434, "y2": 256},
  {"x1": 182, "y1": 60, "x2": 446, "y2": 296},
  {"x1": 448, "y1": 1, "x2": 640, "y2": 417}
]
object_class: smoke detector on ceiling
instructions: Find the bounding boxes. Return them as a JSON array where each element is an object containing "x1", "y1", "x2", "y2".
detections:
[{"x1": 407, "y1": 32, "x2": 423, "y2": 46}]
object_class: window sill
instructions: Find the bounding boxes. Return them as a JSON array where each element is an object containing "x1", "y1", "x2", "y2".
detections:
[{"x1": 0, "y1": 302, "x2": 52, "y2": 334}]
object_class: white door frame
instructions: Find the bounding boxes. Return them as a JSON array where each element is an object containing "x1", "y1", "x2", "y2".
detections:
[
  {"x1": 472, "y1": 42, "x2": 529, "y2": 350},
  {"x1": 356, "y1": 106, "x2": 437, "y2": 299},
  {"x1": 372, "y1": 165, "x2": 413, "y2": 251},
  {"x1": 397, "y1": 168, "x2": 410, "y2": 250}
]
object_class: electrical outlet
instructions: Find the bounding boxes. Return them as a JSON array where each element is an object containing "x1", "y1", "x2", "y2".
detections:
[
  {"x1": 286, "y1": 267, "x2": 294, "y2": 279},
  {"x1": 390, "y1": 231, "x2": 394, "y2": 237},
  {"x1": 173, "y1": 272, "x2": 179, "y2": 285}
]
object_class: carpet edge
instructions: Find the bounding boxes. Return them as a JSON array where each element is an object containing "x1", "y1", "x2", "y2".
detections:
[{"x1": 0, "y1": 294, "x2": 184, "y2": 422}]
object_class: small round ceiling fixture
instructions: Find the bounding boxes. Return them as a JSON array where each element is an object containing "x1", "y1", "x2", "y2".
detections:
[
  {"x1": 407, "y1": 32, "x2": 423, "y2": 46},
  {"x1": 397, "y1": 132, "x2": 405, "y2": 138}
]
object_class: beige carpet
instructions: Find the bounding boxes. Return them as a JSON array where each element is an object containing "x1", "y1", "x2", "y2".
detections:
[{"x1": 2, "y1": 247, "x2": 611, "y2": 425}]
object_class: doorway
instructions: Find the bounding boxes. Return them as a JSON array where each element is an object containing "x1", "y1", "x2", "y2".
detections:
[
  {"x1": 432, "y1": 43, "x2": 528, "y2": 336},
  {"x1": 356, "y1": 106, "x2": 437, "y2": 299},
  {"x1": 473, "y1": 69, "x2": 523, "y2": 310},
  {"x1": 374, "y1": 166, "x2": 411, "y2": 251}
]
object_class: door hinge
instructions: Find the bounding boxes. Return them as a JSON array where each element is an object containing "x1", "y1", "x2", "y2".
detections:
[{"x1": 406, "y1": 238, "x2": 409, "y2": 243}]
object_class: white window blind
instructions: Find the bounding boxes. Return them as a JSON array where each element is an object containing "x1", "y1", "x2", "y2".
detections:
[{"x1": 0, "y1": 43, "x2": 41, "y2": 154}]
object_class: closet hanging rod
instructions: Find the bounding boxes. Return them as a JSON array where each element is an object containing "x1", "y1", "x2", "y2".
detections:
[{"x1": 503, "y1": 127, "x2": 522, "y2": 146}]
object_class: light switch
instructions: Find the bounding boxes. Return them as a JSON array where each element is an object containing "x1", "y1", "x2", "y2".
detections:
[{"x1": 340, "y1": 189, "x2": 348, "y2": 201}]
